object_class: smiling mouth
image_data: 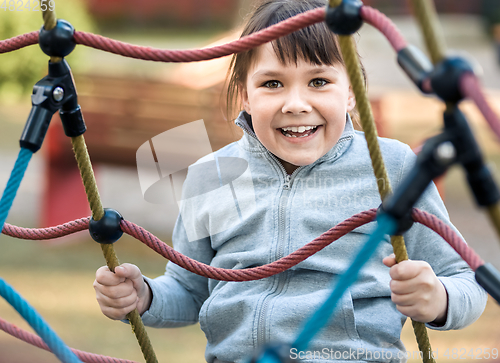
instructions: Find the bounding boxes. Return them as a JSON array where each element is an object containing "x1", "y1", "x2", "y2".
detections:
[{"x1": 280, "y1": 125, "x2": 319, "y2": 138}]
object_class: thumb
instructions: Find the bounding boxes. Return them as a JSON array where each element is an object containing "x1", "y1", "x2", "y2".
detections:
[
  {"x1": 115, "y1": 263, "x2": 144, "y2": 291},
  {"x1": 383, "y1": 253, "x2": 397, "y2": 268}
]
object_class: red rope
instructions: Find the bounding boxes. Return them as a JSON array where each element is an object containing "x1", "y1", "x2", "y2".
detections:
[
  {"x1": 73, "y1": 7, "x2": 325, "y2": 62},
  {"x1": 412, "y1": 208, "x2": 484, "y2": 270},
  {"x1": 360, "y1": 6, "x2": 407, "y2": 52},
  {"x1": 359, "y1": 5, "x2": 500, "y2": 141},
  {"x1": 0, "y1": 8, "x2": 324, "y2": 60},
  {"x1": 0, "y1": 31, "x2": 38, "y2": 54},
  {"x1": 1, "y1": 208, "x2": 485, "y2": 277},
  {"x1": 0, "y1": 316, "x2": 139, "y2": 363},
  {"x1": 460, "y1": 72, "x2": 500, "y2": 142},
  {"x1": 120, "y1": 209, "x2": 377, "y2": 281},
  {"x1": 2, "y1": 218, "x2": 90, "y2": 240}
]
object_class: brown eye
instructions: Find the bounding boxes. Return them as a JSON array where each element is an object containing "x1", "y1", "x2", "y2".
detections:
[
  {"x1": 310, "y1": 79, "x2": 327, "y2": 88},
  {"x1": 264, "y1": 80, "x2": 282, "y2": 88}
]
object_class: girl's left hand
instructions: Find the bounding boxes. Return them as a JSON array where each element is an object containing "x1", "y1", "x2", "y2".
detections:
[{"x1": 383, "y1": 254, "x2": 448, "y2": 325}]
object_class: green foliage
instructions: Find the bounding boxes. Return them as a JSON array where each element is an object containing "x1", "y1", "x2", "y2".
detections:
[{"x1": 0, "y1": 0, "x2": 96, "y2": 103}]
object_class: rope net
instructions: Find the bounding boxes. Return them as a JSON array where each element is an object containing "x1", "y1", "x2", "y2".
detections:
[{"x1": 0, "y1": 0, "x2": 498, "y2": 362}]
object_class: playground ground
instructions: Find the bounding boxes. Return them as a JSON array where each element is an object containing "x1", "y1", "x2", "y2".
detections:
[{"x1": 0, "y1": 14, "x2": 499, "y2": 363}]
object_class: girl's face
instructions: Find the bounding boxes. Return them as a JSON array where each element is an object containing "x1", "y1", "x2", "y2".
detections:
[{"x1": 242, "y1": 43, "x2": 356, "y2": 174}]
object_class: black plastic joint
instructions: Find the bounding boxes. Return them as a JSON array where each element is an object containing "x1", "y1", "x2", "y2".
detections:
[
  {"x1": 19, "y1": 59, "x2": 80, "y2": 152},
  {"x1": 377, "y1": 204, "x2": 414, "y2": 236},
  {"x1": 397, "y1": 45, "x2": 433, "y2": 94},
  {"x1": 381, "y1": 134, "x2": 455, "y2": 224},
  {"x1": 475, "y1": 263, "x2": 500, "y2": 304},
  {"x1": 248, "y1": 344, "x2": 295, "y2": 363},
  {"x1": 325, "y1": 0, "x2": 364, "y2": 35},
  {"x1": 466, "y1": 164, "x2": 500, "y2": 207},
  {"x1": 430, "y1": 56, "x2": 474, "y2": 103},
  {"x1": 89, "y1": 208, "x2": 124, "y2": 244},
  {"x1": 39, "y1": 19, "x2": 76, "y2": 58},
  {"x1": 443, "y1": 107, "x2": 500, "y2": 207},
  {"x1": 60, "y1": 105, "x2": 87, "y2": 137}
]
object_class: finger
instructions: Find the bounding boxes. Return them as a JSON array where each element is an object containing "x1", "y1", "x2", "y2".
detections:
[
  {"x1": 95, "y1": 266, "x2": 126, "y2": 286},
  {"x1": 389, "y1": 279, "x2": 419, "y2": 295},
  {"x1": 100, "y1": 302, "x2": 137, "y2": 321},
  {"x1": 97, "y1": 290, "x2": 138, "y2": 309},
  {"x1": 389, "y1": 260, "x2": 426, "y2": 281},
  {"x1": 395, "y1": 303, "x2": 430, "y2": 323},
  {"x1": 115, "y1": 264, "x2": 142, "y2": 279},
  {"x1": 94, "y1": 279, "x2": 135, "y2": 299},
  {"x1": 390, "y1": 290, "x2": 420, "y2": 306},
  {"x1": 383, "y1": 254, "x2": 397, "y2": 267},
  {"x1": 116, "y1": 263, "x2": 146, "y2": 293}
]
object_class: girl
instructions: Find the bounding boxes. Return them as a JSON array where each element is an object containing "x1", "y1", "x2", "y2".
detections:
[{"x1": 94, "y1": 1, "x2": 487, "y2": 362}]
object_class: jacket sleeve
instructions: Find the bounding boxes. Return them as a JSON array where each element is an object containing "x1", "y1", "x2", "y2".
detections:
[
  {"x1": 139, "y1": 214, "x2": 215, "y2": 328},
  {"x1": 399, "y1": 146, "x2": 487, "y2": 331}
]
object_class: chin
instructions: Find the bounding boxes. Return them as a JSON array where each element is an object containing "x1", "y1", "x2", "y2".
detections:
[{"x1": 286, "y1": 157, "x2": 319, "y2": 167}]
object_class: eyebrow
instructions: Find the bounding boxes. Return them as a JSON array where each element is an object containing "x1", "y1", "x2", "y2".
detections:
[
  {"x1": 251, "y1": 70, "x2": 283, "y2": 79},
  {"x1": 251, "y1": 66, "x2": 339, "y2": 80}
]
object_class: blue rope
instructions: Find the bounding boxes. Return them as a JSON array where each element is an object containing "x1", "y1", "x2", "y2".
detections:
[
  {"x1": 0, "y1": 278, "x2": 82, "y2": 363},
  {"x1": 0, "y1": 147, "x2": 82, "y2": 362},
  {"x1": 0, "y1": 147, "x2": 33, "y2": 232},
  {"x1": 292, "y1": 213, "x2": 397, "y2": 352}
]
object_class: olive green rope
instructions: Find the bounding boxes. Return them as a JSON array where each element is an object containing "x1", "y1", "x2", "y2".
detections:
[
  {"x1": 338, "y1": 36, "x2": 392, "y2": 199},
  {"x1": 408, "y1": 0, "x2": 446, "y2": 64},
  {"x1": 71, "y1": 135, "x2": 158, "y2": 363},
  {"x1": 329, "y1": 1, "x2": 436, "y2": 360},
  {"x1": 41, "y1": 5, "x2": 62, "y2": 63},
  {"x1": 70, "y1": 136, "x2": 104, "y2": 220}
]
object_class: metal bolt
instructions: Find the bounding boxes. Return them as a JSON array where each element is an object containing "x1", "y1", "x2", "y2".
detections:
[
  {"x1": 52, "y1": 87, "x2": 64, "y2": 102},
  {"x1": 435, "y1": 141, "x2": 456, "y2": 164}
]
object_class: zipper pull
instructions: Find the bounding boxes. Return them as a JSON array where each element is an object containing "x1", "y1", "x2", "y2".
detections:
[{"x1": 283, "y1": 175, "x2": 291, "y2": 189}]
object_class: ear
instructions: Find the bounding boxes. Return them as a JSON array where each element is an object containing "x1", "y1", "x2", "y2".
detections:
[
  {"x1": 240, "y1": 83, "x2": 251, "y2": 115},
  {"x1": 346, "y1": 85, "x2": 356, "y2": 112}
]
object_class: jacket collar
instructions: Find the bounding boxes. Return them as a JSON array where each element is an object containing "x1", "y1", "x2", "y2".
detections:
[{"x1": 234, "y1": 111, "x2": 354, "y2": 163}]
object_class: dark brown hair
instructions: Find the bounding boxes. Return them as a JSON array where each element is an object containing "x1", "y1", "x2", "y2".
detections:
[{"x1": 225, "y1": 0, "x2": 365, "y2": 123}]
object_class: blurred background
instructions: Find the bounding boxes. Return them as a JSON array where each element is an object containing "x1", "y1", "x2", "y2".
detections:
[{"x1": 0, "y1": 0, "x2": 500, "y2": 362}]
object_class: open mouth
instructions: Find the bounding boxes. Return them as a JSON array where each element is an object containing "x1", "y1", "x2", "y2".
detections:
[{"x1": 280, "y1": 125, "x2": 319, "y2": 138}]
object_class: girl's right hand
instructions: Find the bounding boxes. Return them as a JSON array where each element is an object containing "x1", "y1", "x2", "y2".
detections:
[{"x1": 94, "y1": 263, "x2": 152, "y2": 320}]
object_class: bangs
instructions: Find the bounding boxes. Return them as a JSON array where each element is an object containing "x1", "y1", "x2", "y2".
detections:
[
  {"x1": 257, "y1": 0, "x2": 343, "y2": 66},
  {"x1": 271, "y1": 25, "x2": 342, "y2": 66}
]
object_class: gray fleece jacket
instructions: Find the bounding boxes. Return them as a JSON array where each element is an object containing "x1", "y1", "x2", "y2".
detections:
[{"x1": 140, "y1": 111, "x2": 487, "y2": 363}]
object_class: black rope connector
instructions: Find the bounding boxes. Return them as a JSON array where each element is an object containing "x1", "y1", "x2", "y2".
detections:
[
  {"x1": 38, "y1": 19, "x2": 76, "y2": 58},
  {"x1": 475, "y1": 263, "x2": 500, "y2": 304},
  {"x1": 89, "y1": 208, "x2": 124, "y2": 244},
  {"x1": 397, "y1": 45, "x2": 433, "y2": 94},
  {"x1": 377, "y1": 204, "x2": 414, "y2": 236},
  {"x1": 19, "y1": 59, "x2": 87, "y2": 152},
  {"x1": 381, "y1": 134, "x2": 456, "y2": 230},
  {"x1": 444, "y1": 107, "x2": 500, "y2": 207},
  {"x1": 248, "y1": 343, "x2": 295, "y2": 363},
  {"x1": 430, "y1": 56, "x2": 474, "y2": 103},
  {"x1": 325, "y1": 0, "x2": 364, "y2": 35}
]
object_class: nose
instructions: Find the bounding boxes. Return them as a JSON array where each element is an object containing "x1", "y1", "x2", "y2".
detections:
[{"x1": 281, "y1": 87, "x2": 312, "y2": 115}]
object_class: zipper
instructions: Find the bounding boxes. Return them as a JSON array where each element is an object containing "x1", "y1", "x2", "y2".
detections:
[
  {"x1": 237, "y1": 118, "x2": 353, "y2": 348},
  {"x1": 256, "y1": 153, "x2": 302, "y2": 348}
]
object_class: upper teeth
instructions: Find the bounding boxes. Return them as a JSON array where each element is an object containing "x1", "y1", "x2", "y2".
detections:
[{"x1": 282, "y1": 125, "x2": 317, "y2": 132}]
